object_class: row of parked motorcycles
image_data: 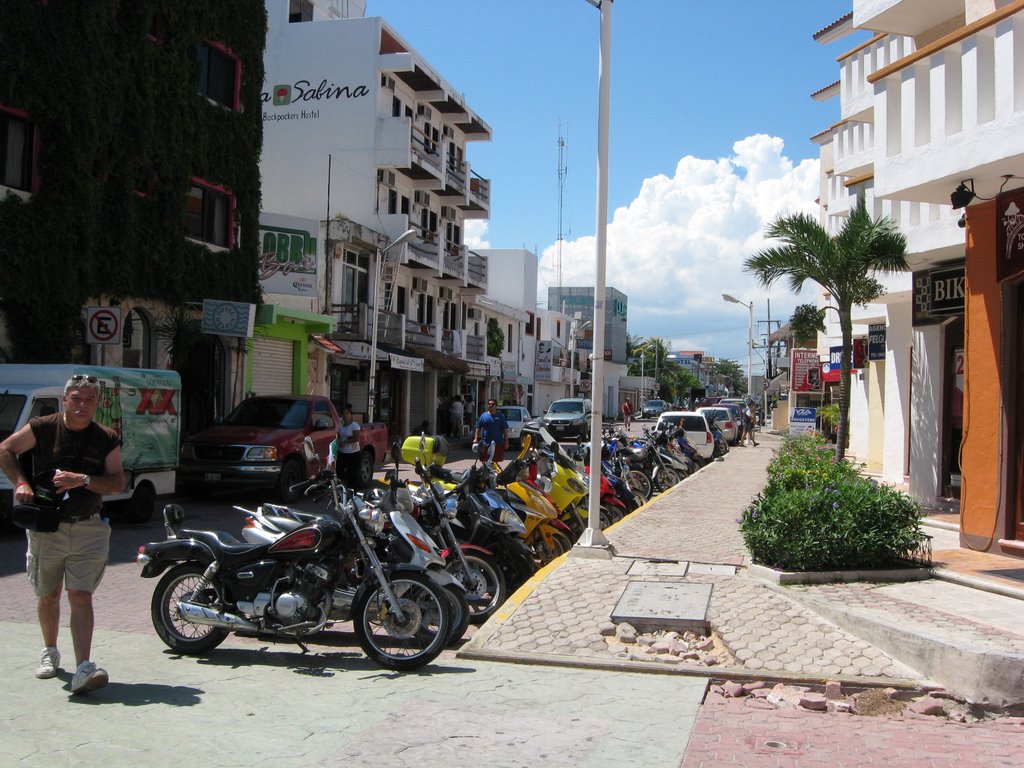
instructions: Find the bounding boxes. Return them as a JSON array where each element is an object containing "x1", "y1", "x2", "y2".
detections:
[{"x1": 135, "y1": 420, "x2": 721, "y2": 672}]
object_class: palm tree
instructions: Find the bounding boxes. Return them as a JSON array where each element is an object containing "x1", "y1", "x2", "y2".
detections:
[{"x1": 745, "y1": 197, "x2": 909, "y2": 460}]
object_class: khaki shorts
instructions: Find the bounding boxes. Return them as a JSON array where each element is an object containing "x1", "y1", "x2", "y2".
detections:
[{"x1": 26, "y1": 516, "x2": 110, "y2": 597}]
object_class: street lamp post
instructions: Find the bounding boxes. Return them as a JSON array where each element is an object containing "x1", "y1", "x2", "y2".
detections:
[
  {"x1": 722, "y1": 294, "x2": 753, "y2": 398},
  {"x1": 368, "y1": 228, "x2": 416, "y2": 422}
]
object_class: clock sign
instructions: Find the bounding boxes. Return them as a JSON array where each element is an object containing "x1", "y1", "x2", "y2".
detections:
[{"x1": 201, "y1": 300, "x2": 254, "y2": 338}]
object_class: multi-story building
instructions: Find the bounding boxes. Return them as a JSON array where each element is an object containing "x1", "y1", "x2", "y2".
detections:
[
  {"x1": 812, "y1": 1, "x2": 1024, "y2": 557},
  {"x1": 260, "y1": 1, "x2": 492, "y2": 437},
  {"x1": 547, "y1": 286, "x2": 629, "y2": 417},
  {"x1": 0, "y1": 2, "x2": 266, "y2": 433}
]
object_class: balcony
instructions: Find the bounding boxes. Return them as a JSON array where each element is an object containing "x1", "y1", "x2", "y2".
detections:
[
  {"x1": 405, "y1": 226, "x2": 440, "y2": 269},
  {"x1": 853, "y1": 0, "x2": 963, "y2": 38},
  {"x1": 466, "y1": 251, "x2": 487, "y2": 291},
  {"x1": 441, "y1": 241, "x2": 465, "y2": 280},
  {"x1": 869, "y1": 9, "x2": 1024, "y2": 204},
  {"x1": 440, "y1": 154, "x2": 467, "y2": 197},
  {"x1": 330, "y1": 303, "x2": 367, "y2": 339},
  {"x1": 461, "y1": 171, "x2": 491, "y2": 218},
  {"x1": 840, "y1": 33, "x2": 915, "y2": 120},
  {"x1": 405, "y1": 319, "x2": 436, "y2": 348},
  {"x1": 833, "y1": 119, "x2": 875, "y2": 177},
  {"x1": 465, "y1": 333, "x2": 486, "y2": 362}
]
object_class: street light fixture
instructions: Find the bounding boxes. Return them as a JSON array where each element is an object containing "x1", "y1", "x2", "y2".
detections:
[
  {"x1": 368, "y1": 228, "x2": 417, "y2": 422},
  {"x1": 722, "y1": 293, "x2": 753, "y2": 398}
]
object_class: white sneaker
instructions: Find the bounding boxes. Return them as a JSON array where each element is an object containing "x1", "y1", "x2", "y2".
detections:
[
  {"x1": 35, "y1": 647, "x2": 60, "y2": 679},
  {"x1": 70, "y1": 660, "x2": 108, "y2": 693}
]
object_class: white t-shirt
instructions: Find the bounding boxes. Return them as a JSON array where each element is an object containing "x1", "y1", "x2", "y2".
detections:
[{"x1": 338, "y1": 420, "x2": 361, "y2": 454}]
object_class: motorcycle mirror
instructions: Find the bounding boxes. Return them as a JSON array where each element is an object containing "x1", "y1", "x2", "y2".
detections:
[
  {"x1": 302, "y1": 436, "x2": 318, "y2": 464},
  {"x1": 389, "y1": 441, "x2": 402, "y2": 466}
]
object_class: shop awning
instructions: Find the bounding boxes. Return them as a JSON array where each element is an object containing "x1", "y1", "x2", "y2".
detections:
[
  {"x1": 408, "y1": 345, "x2": 470, "y2": 374},
  {"x1": 310, "y1": 334, "x2": 345, "y2": 355}
]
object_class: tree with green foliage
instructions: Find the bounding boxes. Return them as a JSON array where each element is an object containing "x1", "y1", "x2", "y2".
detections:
[
  {"x1": 745, "y1": 197, "x2": 909, "y2": 460},
  {"x1": 790, "y1": 304, "x2": 827, "y2": 347},
  {"x1": 708, "y1": 358, "x2": 746, "y2": 397},
  {"x1": 486, "y1": 317, "x2": 504, "y2": 357}
]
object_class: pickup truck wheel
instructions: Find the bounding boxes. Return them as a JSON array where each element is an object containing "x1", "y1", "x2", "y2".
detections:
[
  {"x1": 357, "y1": 450, "x2": 374, "y2": 489},
  {"x1": 120, "y1": 482, "x2": 156, "y2": 524},
  {"x1": 277, "y1": 459, "x2": 304, "y2": 502}
]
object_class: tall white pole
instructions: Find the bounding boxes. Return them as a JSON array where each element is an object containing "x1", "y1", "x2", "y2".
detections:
[
  {"x1": 747, "y1": 301, "x2": 754, "y2": 398},
  {"x1": 578, "y1": 0, "x2": 612, "y2": 551},
  {"x1": 368, "y1": 229, "x2": 415, "y2": 423}
]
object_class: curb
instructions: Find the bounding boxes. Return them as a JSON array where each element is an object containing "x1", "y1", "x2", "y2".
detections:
[{"x1": 747, "y1": 563, "x2": 932, "y2": 586}]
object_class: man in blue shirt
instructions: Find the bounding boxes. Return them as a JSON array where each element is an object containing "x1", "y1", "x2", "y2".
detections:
[{"x1": 473, "y1": 398, "x2": 508, "y2": 462}]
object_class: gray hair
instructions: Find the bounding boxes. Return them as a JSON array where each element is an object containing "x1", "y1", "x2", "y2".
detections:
[{"x1": 64, "y1": 374, "x2": 102, "y2": 396}]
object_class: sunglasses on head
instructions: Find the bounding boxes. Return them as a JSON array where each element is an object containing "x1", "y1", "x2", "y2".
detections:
[{"x1": 70, "y1": 375, "x2": 98, "y2": 384}]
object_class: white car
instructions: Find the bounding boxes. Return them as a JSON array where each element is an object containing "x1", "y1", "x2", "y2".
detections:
[
  {"x1": 655, "y1": 411, "x2": 715, "y2": 460},
  {"x1": 496, "y1": 405, "x2": 531, "y2": 448},
  {"x1": 697, "y1": 406, "x2": 738, "y2": 445}
]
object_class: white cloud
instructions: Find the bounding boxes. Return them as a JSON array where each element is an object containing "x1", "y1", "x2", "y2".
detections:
[
  {"x1": 464, "y1": 220, "x2": 491, "y2": 249},
  {"x1": 537, "y1": 134, "x2": 821, "y2": 365}
]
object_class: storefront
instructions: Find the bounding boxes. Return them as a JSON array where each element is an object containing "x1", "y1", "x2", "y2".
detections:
[{"x1": 251, "y1": 304, "x2": 334, "y2": 396}]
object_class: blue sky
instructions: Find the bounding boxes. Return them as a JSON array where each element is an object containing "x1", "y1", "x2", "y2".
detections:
[{"x1": 366, "y1": 1, "x2": 864, "y2": 373}]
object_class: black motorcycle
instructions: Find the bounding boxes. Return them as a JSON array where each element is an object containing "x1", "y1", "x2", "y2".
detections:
[{"x1": 137, "y1": 439, "x2": 452, "y2": 671}]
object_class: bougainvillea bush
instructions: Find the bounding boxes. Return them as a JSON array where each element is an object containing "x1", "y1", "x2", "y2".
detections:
[{"x1": 741, "y1": 433, "x2": 924, "y2": 571}]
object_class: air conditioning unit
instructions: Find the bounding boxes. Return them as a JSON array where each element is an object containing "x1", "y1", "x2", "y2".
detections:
[
  {"x1": 376, "y1": 169, "x2": 396, "y2": 187},
  {"x1": 417, "y1": 105, "x2": 433, "y2": 121},
  {"x1": 440, "y1": 205, "x2": 456, "y2": 220},
  {"x1": 411, "y1": 277, "x2": 429, "y2": 293},
  {"x1": 414, "y1": 191, "x2": 431, "y2": 207},
  {"x1": 467, "y1": 307, "x2": 483, "y2": 321},
  {"x1": 438, "y1": 287, "x2": 453, "y2": 301}
]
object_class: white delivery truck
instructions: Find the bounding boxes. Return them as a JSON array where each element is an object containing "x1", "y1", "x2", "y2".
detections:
[{"x1": 0, "y1": 365, "x2": 181, "y2": 524}]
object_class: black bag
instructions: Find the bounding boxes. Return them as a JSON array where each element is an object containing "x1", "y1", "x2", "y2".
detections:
[{"x1": 12, "y1": 503, "x2": 61, "y2": 533}]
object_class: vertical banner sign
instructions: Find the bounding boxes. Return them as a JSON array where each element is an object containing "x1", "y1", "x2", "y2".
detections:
[
  {"x1": 868, "y1": 324, "x2": 886, "y2": 361},
  {"x1": 535, "y1": 341, "x2": 552, "y2": 379},
  {"x1": 997, "y1": 187, "x2": 1024, "y2": 282}
]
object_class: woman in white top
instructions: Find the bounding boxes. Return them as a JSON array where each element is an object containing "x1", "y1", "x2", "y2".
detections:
[{"x1": 337, "y1": 404, "x2": 362, "y2": 487}]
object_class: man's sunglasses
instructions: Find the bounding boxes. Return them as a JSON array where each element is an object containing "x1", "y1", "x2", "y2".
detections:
[
  {"x1": 487, "y1": 402, "x2": 497, "y2": 407},
  {"x1": 70, "y1": 375, "x2": 98, "y2": 384}
]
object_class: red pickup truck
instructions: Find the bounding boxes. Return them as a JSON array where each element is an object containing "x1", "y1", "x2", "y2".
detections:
[{"x1": 178, "y1": 395, "x2": 388, "y2": 501}]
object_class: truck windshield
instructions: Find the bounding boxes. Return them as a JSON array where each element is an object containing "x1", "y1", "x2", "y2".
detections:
[
  {"x1": 0, "y1": 394, "x2": 27, "y2": 442},
  {"x1": 224, "y1": 398, "x2": 310, "y2": 429}
]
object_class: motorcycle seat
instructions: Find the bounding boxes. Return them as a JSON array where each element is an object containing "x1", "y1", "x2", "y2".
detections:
[{"x1": 180, "y1": 528, "x2": 263, "y2": 555}]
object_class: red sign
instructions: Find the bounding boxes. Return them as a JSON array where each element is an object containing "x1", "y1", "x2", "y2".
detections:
[
  {"x1": 790, "y1": 348, "x2": 821, "y2": 392},
  {"x1": 86, "y1": 307, "x2": 121, "y2": 345}
]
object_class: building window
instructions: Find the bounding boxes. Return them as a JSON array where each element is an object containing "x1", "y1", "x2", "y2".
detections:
[
  {"x1": 525, "y1": 311, "x2": 535, "y2": 336},
  {"x1": 184, "y1": 180, "x2": 234, "y2": 248},
  {"x1": 197, "y1": 42, "x2": 240, "y2": 110},
  {"x1": 288, "y1": 0, "x2": 313, "y2": 22},
  {"x1": 0, "y1": 108, "x2": 36, "y2": 192}
]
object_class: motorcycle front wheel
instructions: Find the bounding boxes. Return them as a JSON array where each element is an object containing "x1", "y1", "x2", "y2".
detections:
[
  {"x1": 655, "y1": 467, "x2": 682, "y2": 492},
  {"x1": 443, "y1": 583, "x2": 471, "y2": 644},
  {"x1": 624, "y1": 470, "x2": 652, "y2": 502},
  {"x1": 449, "y1": 550, "x2": 508, "y2": 624},
  {"x1": 353, "y1": 572, "x2": 451, "y2": 671},
  {"x1": 150, "y1": 563, "x2": 229, "y2": 654}
]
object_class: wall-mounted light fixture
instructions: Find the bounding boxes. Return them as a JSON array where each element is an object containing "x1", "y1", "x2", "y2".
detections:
[{"x1": 950, "y1": 180, "x2": 975, "y2": 209}]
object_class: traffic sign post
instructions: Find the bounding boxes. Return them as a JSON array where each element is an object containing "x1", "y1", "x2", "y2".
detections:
[{"x1": 86, "y1": 307, "x2": 121, "y2": 345}]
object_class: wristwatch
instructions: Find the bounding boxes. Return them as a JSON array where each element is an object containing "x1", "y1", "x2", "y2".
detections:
[{"x1": 83, "y1": 475, "x2": 92, "y2": 487}]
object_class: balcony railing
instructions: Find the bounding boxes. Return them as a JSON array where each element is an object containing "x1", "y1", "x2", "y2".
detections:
[
  {"x1": 833, "y1": 119, "x2": 874, "y2": 177},
  {"x1": 405, "y1": 319, "x2": 436, "y2": 348},
  {"x1": 467, "y1": 251, "x2": 487, "y2": 289},
  {"x1": 466, "y1": 172, "x2": 491, "y2": 211},
  {"x1": 839, "y1": 33, "x2": 915, "y2": 120},
  {"x1": 465, "y1": 333, "x2": 486, "y2": 362},
  {"x1": 331, "y1": 303, "x2": 366, "y2": 338},
  {"x1": 410, "y1": 127, "x2": 442, "y2": 177},
  {"x1": 407, "y1": 226, "x2": 440, "y2": 268}
]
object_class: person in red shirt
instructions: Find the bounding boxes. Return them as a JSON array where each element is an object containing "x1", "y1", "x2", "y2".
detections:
[{"x1": 621, "y1": 399, "x2": 633, "y2": 430}]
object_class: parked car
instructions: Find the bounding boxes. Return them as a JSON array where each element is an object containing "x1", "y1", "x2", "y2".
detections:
[
  {"x1": 697, "y1": 406, "x2": 738, "y2": 445},
  {"x1": 539, "y1": 398, "x2": 592, "y2": 440},
  {"x1": 655, "y1": 411, "x2": 715, "y2": 460},
  {"x1": 178, "y1": 395, "x2": 389, "y2": 500},
  {"x1": 497, "y1": 405, "x2": 532, "y2": 448},
  {"x1": 641, "y1": 399, "x2": 669, "y2": 419},
  {"x1": 715, "y1": 402, "x2": 746, "y2": 444}
]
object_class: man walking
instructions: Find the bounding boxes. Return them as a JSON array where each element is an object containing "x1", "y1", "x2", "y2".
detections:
[
  {"x1": 473, "y1": 398, "x2": 508, "y2": 462},
  {"x1": 621, "y1": 399, "x2": 632, "y2": 430},
  {"x1": 0, "y1": 374, "x2": 123, "y2": 693},
  {"x1": 744, "y1": 403, "x2": 758, "y2": 447}
]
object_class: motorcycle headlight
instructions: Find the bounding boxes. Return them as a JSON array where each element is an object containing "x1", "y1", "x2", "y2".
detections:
[
  {"x1": 500, "y1": 507, "x2": 527, "y2": 534},
  {"x1": 568, "y1": 477, "x2": 586, "y2": 494},
  {"x1": 444, "y1": 496, "x2": 459, "y2": 519},
  {"x1": 358, "y1": 506, "x2": 386, "y2": 534}
]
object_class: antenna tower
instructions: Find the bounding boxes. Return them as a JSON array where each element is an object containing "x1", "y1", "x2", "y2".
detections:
[{"x1": 556, "y1": 129, "x2": 568, "y2": 293}]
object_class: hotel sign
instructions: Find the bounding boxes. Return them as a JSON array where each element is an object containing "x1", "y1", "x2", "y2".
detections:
[
  {"x1": 912, "y1": 264, "x2": 965, "y2": 326},
  {"x1": 997, "y1": 187, "x2": 1024, "y2": 282}
]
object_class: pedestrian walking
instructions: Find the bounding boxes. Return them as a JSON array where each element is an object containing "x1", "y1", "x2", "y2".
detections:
[
  {"x1": 621, "y1": 399, "x2": 632, "y2": 430},
  {"x1": 473, "y1": 398, "x2": 508, "y2": 462},
  {"x1": 744, "y1": 404, "x2": 758, "y2": 447},
  {"x1": 449, "y1": 396, "x2": 464, "y2": 438},
  {"x1": 336, "y1": 403, "x2": 363, "y2": 488},
  {"x1": 0, "y1": 374, "x2": 124, "y2": 693}
]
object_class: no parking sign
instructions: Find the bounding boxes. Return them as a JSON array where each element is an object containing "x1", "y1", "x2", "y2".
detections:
[{"x1": 86, "y1": 306, "x2": 121, "y2": 345}]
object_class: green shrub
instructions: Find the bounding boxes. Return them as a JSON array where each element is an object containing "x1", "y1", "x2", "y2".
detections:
[{"x1": 741, "y1": 434, "x2": 924, "y2": 571}]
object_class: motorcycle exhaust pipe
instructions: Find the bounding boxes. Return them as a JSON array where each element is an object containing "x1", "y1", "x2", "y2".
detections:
[{"x1": 177, "y1": 600, "x2": 259, "y2": 632}]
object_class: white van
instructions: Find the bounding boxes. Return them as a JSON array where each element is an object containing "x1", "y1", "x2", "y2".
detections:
[{"x1": 0, "y1": 365, "x2": 181, "y2": 523}]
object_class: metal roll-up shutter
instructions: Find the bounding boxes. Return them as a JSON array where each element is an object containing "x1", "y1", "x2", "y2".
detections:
[
  {"x1": 409, "y1": 371, "x2": 427, "y2": 431},
  {"x1": 251, "y1": 337, "x2": 294, "y2": 395}
]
